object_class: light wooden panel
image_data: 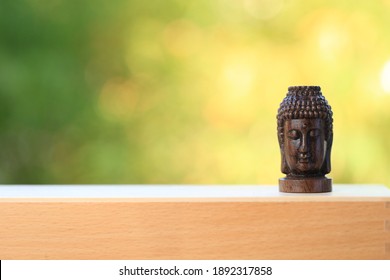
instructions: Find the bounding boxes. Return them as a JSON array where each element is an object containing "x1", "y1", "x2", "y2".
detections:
[{"x1": 0, "y1": 185, "x2": 389, "y2": 259}]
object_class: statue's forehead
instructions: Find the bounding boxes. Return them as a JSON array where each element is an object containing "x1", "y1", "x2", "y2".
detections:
[{"x1": 284, "y1": 119, "x2": 323, "y2": 129}]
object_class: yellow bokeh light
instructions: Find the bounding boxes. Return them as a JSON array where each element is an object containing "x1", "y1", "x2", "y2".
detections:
[
  {"x1": 221, "y1": 61, "x2": 256, "y2": 97},
  {"x1": 380, "y1": 60, "x2": 390, "y2": 93},
  {"x1": 218, "y1": 53, "x2": 258, "y2": 98},
  {"x1": 316, "y1": 21, "x2": 350, "y2": 62},
  {"x1": 298, "y1": 10, "x2": 352, "y2": 65}
]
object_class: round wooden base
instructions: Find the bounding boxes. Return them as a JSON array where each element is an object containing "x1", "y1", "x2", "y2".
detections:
[{"x1": 279, "y1": 177, "x2": 332, "y2": 193}]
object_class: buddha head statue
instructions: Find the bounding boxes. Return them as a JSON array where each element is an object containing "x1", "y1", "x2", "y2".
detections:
[{"x1": 277, "y1": 86, "x2": 333, "y2": 178}]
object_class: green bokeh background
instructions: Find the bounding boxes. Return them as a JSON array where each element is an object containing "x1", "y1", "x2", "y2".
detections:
[{"x1": 1, "y1": 0, "x2": 390, "y2": 185}]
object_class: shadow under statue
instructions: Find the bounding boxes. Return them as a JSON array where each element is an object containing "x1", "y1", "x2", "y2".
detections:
[{"x1": 277, "y1": 86, "x2": 333, "y2": 193}]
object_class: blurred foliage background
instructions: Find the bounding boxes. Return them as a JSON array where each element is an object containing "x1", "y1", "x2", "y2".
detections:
[{"x1": 1, "y1": 0, "x2": 390, "y2": 185}]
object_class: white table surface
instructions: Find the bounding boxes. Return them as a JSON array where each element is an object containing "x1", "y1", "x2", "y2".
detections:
[{"x1": 0, "y1": 185, "x2": 389, "y2": 201}]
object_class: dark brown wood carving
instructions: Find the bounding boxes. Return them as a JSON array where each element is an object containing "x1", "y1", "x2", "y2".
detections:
[{"x1": 277, "y1": 86, "x2": 333, "y2": 193}]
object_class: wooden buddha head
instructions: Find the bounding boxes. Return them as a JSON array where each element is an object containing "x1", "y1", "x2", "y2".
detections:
[{"x1": 277, "y1": 86, "x2": 333, "y2": 192}]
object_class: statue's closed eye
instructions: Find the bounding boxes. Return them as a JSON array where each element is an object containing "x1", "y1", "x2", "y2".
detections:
[{"x1": 287, "y1": 129, "x2": 300, "y2": 140}]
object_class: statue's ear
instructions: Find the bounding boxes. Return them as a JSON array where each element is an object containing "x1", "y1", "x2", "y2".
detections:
[
  {"x1": 278, "y1": 131, "x2": 289, "y2": 174},
  {"x1": 281, "y1": 146, "x2": 289, "y2": 174},
  {"x1": 321, "y1": 132, "x2": 333, "y2": 174}
]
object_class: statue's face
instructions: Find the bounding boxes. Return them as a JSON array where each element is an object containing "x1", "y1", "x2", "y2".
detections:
[{"x1": 283, "y1": 119, "x2": 326, "y2": 176}]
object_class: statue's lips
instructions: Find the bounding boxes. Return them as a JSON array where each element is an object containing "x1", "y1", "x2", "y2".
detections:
[{"x1": 298, "y1": 158, "x2": 310, "y2": 163}]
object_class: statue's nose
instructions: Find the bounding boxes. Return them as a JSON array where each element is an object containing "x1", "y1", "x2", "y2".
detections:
[{"x1": 298, "y1": 135, "x2": 308, "y2": 153}]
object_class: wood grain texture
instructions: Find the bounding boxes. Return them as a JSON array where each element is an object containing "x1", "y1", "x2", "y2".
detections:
[
  {"x1": 279, "y1": 177, "x2": 332, "y2": 193},
  {"x1": 0, "y1": 200, "x2": 389, "y2": 260}
]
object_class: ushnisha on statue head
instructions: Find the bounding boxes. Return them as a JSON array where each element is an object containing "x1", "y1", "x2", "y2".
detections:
[{"x1": 277, "y1": 86, "x2": 333, "y2": 193}]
